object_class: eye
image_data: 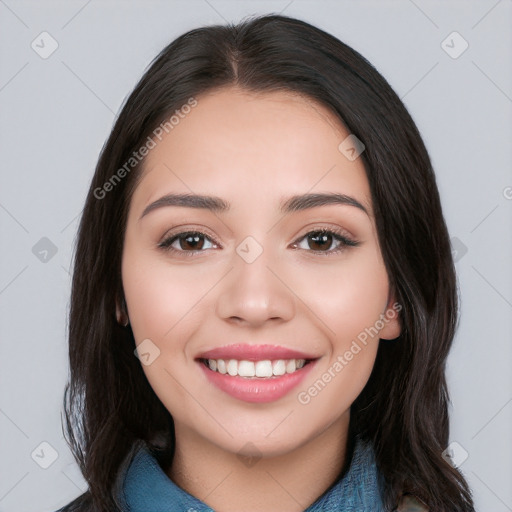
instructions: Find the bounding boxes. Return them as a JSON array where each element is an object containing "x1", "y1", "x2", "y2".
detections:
[
  {"x1": 157, "y1": 227, "x2": 359, "y2": 257},
  {"x1": 158, "y1": 231, "x2": 218, "y2": 255},
  {"x1": 291, "y1": 228, "x2": 359, "y2": 255}
]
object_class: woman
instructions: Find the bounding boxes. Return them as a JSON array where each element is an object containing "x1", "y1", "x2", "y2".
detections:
[{"x1": 57, "y1": 14, "x2": 474, "y2": 512}]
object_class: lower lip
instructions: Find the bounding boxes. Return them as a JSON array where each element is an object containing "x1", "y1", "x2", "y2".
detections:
[{"x1": 198, "y1": 360, "x2": 317, "y2": 403}]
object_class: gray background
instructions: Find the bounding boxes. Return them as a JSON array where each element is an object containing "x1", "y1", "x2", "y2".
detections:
[{"x1": 0, "y1": 1, "x2": 511, "y2": 511}]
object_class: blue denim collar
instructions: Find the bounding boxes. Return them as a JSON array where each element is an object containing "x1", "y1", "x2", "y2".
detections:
[{"x1": 114, "y1": 436, "x2": 385, "y2": 511}]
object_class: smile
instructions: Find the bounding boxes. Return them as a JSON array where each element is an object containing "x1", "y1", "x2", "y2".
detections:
[{"x1": 196, "y1": 344, "x2": 319, "y2": 403}]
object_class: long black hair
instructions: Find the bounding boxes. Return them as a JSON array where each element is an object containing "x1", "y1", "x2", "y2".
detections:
[{"x1": 60, "y1": 13, "x2": 474, "y2": 511}]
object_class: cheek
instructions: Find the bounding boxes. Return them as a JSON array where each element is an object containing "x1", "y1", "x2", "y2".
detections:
[
  {"x1": 292, "y1": 247, "x2": 387, "y2": 409},
  {"x1": 292, "y1": 247, "x2": 389, "y2": 343},
  {"x1": 123, "y1": 241, "x2": 389, "y2": 358},
  {"x1": 122, "y1": 248, "x2": 208, "y2": 343},
  {"x1": 121, "y1": 252, "x2": 206, "y2": 413}
]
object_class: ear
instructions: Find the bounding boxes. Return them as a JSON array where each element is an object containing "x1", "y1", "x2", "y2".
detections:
[
  {"x1": 115, "y1": 294, "x2": 129, "y2": 326},
  {"x1": 379, "y1": 292, "x2": 402, "y2": 341}
]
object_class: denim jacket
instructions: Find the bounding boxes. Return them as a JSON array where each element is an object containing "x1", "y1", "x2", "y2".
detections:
[{"x1": 111, "y1": 436, "x2": 428, "y2": 512}]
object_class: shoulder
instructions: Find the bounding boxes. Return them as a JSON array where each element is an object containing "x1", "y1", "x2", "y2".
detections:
[{"x1": 52, "y1": 440, "x2": 149, "y2": 512}]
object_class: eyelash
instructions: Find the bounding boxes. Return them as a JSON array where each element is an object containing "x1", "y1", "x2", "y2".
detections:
[{"x1": 157, "y1": 227, "x2": 360, "y2": 257}]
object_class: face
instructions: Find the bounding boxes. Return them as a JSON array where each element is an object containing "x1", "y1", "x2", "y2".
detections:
[{"x1": 120, "y1": 87, "x2": 400, "y2": 458}]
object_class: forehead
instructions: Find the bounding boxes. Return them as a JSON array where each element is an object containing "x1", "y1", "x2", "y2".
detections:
[{"x1": 131, "y1": 87, "x2": 372, "y2": 214}]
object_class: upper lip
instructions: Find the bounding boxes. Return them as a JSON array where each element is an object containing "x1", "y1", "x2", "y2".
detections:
[{"x1": 197, "y1": 343, "x2": 319, "y2": 361}]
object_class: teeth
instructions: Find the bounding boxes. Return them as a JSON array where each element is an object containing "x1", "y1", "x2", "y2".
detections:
[
  {"x1": 286, "y1": 359, "x2": 296, "y2": 373},
  {"x1": 204, "y1": 358, "x2": 308, "y2": 378},
  {"x1": 255, "y1": 360, "x2": 273, "y2": 377},
  {"x1": 217, "y1": 359, "x2": 227, "y2": 374},
  {"x1": 227, "y1": 359, "x2": 238, "y2": 376},
  {"x1": 238, "y1": 360, "x2": 255, "y2": 377},
  {"x1": 272, "y1": 360, "x2": 286, "y2": 376}
]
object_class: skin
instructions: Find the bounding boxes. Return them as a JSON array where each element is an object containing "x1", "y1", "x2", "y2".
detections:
[{"x1": 118, "y1": 86, "x2": 401, "y2": 512}]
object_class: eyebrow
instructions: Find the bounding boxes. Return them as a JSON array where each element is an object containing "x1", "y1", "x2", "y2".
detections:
[{"x1": 139, "y1": 192, "x2": 369, "y2": 220}]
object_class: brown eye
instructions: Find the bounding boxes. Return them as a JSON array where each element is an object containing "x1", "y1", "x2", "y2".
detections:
[
  {"x1": 307, "y1": 231, "x2": 335, "y2": 251},
  {"x1": 293, "y1": 229, "x2": 359, "y2": 254},
  {"x1": 177, "y1": 233, "x2": 206, "y2": 251},
  {"x1": 158, "y1": 231, "x2": 216, "y2": 253}
]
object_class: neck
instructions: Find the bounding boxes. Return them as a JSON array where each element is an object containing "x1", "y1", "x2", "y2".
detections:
[{"x1": 167, "y1": 412, "x2": 351, "y2": 512}]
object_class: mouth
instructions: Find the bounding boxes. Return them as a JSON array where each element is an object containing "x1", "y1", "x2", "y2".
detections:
[{"x1": 196, "y1": 344, "x2": 320, "y2": 403}]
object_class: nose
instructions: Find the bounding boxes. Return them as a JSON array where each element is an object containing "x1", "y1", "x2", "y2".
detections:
[{"x1": 215, "y1": 245, "x2": 296, "y2": 328}]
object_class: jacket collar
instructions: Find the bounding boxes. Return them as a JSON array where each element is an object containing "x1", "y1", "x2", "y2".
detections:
[{"x1": 114, "y1": 436, "x2": 386, "y2": 511}]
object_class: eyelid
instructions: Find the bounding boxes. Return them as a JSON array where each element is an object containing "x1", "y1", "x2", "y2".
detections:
[
  {"x1": 158, "y1": 225, "x2": 222, "y2": 247},
  {"x1": 293, "y1": 223, "x2": 356, "y2": 243}
]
